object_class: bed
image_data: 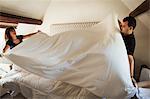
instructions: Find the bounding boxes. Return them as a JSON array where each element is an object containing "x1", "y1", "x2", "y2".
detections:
[
  {"x1": 0, "y1": 13, "x2": 149, "y2": 99},
  {"x1": 0, "y1": 14, "x2": 107, "y2": 99},
  {"x1": 0, "y1": 65, "x2": 100, "y2": 99}
]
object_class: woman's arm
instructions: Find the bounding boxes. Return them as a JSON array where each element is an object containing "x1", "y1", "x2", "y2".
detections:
[
  {"x1": 23, "y1": 32, "x2": 37, "y2": 39},
  {"x1": 3, "y1": 45, "x2": 10, "y2": 53},
  {"x1": 23, "y1": 30, "x2": 41, "y2": 39}
]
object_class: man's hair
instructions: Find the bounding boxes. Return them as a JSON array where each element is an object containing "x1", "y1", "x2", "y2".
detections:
[{"x1": 123, "y1": 16, "x2": 136, "y2": 30}]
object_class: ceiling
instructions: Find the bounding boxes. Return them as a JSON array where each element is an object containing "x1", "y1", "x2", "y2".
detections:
[
  {"x1": 121, "y1": 0, "x2": 145, "y2": 11},
  {"x1": 0, "y1": 0, "x2": 51, "y2": 19},
  {"x1": 121, "y1": 0, "x2": 150, "y2": 30},
  {"x1": 0, "y1": 0, "x2": 149, "y2": 30}
]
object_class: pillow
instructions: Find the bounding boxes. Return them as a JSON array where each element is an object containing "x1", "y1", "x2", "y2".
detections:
[
  {"x1": 0, "y1": 63, "x2": 12, "y2": 76},
  {"x1": 140, "y1": 66, "x2": 150, "y2": 81}
]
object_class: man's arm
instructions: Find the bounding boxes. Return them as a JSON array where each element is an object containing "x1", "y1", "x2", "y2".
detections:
[{"x1": 128, "y1": 55, "x2": 134, "y2": 77}]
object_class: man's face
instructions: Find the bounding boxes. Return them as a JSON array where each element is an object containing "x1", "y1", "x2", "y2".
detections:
[
  {"x1": 121, "y1": 21, "x2": 133, "y2": 35},
  {"x1": 121, "y1": 21, "x2": 130, "y2": 35}
]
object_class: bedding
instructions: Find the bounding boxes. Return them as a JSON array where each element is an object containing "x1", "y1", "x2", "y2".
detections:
[
  {"x1": 137, "y1": 88, "x2": 150, "y2": 99},
  {"x1": 1, "y1": 68, "x2": 150, "y2": 99},
  {"x1": 0, "y1": 66, "x2": 99, "y2": 99},
  {"x1": 137, "y1": 65, "x2": 150, "y2": 99},
  {"x1": 1, "y1": 13, "x2": 137, "y2": 98},
  {"x1": 0, "y1": 85, "x2": 9, "y2": 96},
  {"x1": 0, "y1": 68, "x2": 32, "y2": 98},
  {"x1": 0, "y1": 14, "x2": 142, "y2": 99}
]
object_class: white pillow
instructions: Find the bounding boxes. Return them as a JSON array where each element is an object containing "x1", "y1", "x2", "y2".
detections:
[
  {"x1": 140, "y1": 67, "x2": 150, "y2": 81},
  {"x1": 0, "y1": 63, "x2": 11, "y2": 75}
]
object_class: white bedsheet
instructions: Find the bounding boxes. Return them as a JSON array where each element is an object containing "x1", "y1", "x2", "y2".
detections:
[
  {"x1": 2, "y1": 13, "x2": 137, "y2": 98},
  {"x1": 137, "y1": 88, "x2": 150, "y2": 99},
  {"x1": 1, "y1": 69, "x2": 150, "y2": 99}
]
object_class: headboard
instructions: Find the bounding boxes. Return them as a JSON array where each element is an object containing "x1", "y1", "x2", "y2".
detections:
[{"x1": 50, "y1": 21, "x2": 100, "y2": 35}]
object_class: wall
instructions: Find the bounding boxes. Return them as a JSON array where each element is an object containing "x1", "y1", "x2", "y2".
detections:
[
  {"x1": 148, "y1": 29, "x2": 150, "y2": 67},
  {"x1": 0, "y1": 28, "x2": 5, "y2": 53},
  {"x1": 16, "y1": 23, "x2": 38, "y2": 35},
  {"x1": 134, "y1": 19, "x2": 149, "y2": 79},
  {"x1": 134, "y1": 21, "x2": 149, "y2": 66}
]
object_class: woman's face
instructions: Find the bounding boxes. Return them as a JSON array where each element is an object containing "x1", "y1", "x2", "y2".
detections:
[{"x1": 10, "y1": 30, "x2": 16, "y2": 38}]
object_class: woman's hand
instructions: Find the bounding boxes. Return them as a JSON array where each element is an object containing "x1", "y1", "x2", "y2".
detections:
[{"x1": 37, "y1": 30, "x2": 41, "y2": 32}]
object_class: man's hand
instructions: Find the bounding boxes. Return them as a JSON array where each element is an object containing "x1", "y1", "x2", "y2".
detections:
[{"x1": 132, "y1": 77, "x2": 138, "y2": 88}]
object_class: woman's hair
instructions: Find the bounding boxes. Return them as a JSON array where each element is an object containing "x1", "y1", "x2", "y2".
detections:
[{"x1": 5, "y1": 27, "x2": 15, "y2": 40}]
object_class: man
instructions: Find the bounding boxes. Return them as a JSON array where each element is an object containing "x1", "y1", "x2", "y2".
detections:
[{"x1": 120, "y1": 16, "x2": 136, "y2": 79}]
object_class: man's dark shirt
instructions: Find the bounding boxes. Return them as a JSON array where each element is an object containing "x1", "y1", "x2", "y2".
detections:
[
  {"x1": 121, "y1": 33, "x2": 136, "y2": 56},
  {"x1": 6, "y1": 35, "x2": 23, "y2": 49}
]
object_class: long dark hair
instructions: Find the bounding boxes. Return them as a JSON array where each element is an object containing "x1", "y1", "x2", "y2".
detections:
[{"x1": 5, "y1": 27, "x2": 15, "y2": 41}]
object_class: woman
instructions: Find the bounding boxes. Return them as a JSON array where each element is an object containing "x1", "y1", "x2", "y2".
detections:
[{"x1": 3, "y1": 27, "x2": 38, "y2": 53}]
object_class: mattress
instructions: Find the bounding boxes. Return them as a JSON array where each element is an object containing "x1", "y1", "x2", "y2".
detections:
[{"x1": 0, "y1": 67, "x2": 99, "y2": 99}]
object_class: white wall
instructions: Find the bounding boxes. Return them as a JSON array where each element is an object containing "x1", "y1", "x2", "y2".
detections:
[
  {"x1": 0, "y1": 28, "x2": 6, "y2": 53},
  {"x1": 149, "y1": 29, "x2": 150, "y2": 66},
  {"x1": 16, "y1": 23, "x2": 38, "y2": 35}
]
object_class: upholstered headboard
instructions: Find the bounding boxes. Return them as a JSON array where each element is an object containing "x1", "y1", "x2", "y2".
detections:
[{"x1": 50, "y1": 21, "x2": 100, "y2": 35}]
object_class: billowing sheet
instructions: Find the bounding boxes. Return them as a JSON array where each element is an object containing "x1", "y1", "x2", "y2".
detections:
[
  {"x1": 137, "y1": 88, "x2": 150, "y2": 99},
  {"x1": 3, "y1": 14, "x2": 136, "y2": 98}
]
